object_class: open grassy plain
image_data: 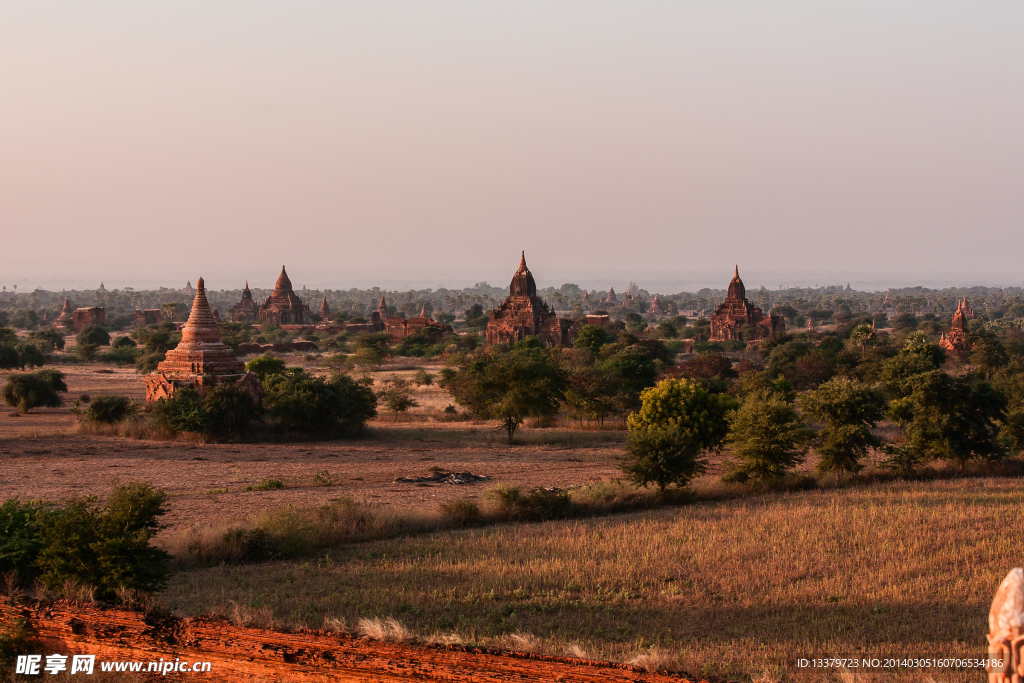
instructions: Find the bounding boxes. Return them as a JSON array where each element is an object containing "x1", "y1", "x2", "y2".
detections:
[
  {"x1": 162, "y1": 478, "x2": 1016, "y2": 682},
  {"x1": 0, "y1": 361, "x2": 625, "y2": 535},
  {"x1": 2, "y1": 359, "x2": 1016, "y2": 682}
]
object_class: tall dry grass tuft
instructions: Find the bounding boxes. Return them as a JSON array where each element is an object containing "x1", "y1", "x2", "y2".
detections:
[
  {"x1": 564, "y1": 642, "x2": 589, "y2": 659},
  {"x1": 425, "y1": 632, "x2": 464, "y2": 646},
  {"x1": 357, "y1": 617, "x2": 413, "y2": 642},
  {"x1": 323, "y1": 616, "x2": 348, "y2": 633},
  {"x1": 628, "y1": 647, "x2": 678, "y2": 673},
  {"x1": 502, "y1": 631, "x2": 542, "y2": 653},
  {"x1": 229, "y1": 602, "x2": 275, "y2": 629}
]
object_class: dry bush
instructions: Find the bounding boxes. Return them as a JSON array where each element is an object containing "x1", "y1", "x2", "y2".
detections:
[
  {"x1": 564, "y1": 642, "x2": 589, "y2": 659},
  {"x1": 439, "y1": 498, "x2": 481, "y2": 527},
  {"x1": 628, "y1": 647, "x2": 678, "y2": 672},
  {"x1": 323, "y1": 616, "x2": 348, "y2": 633},
  {"x1": 502, "y1": 631, "x2": 542, "y2": 653},
  {"x1": 229, "y1": 602, "x2": 275, "y2": 629},
  {"x1": 357, "y1": 617, "x2": 413, "y2": 642},
  {"x1": 114, "y1": 586, "x2": 159, "y2": 613},
  {"x1": 54, "y1": 579, "x2": 97, "y2": 605},
  {"x1": 425, "y1": 632, "x2": 464, "y2": 646}
]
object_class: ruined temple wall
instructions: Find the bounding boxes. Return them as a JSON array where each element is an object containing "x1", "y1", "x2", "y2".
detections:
[{"x1": 72, "y1": 307, "x2": 105, "y2": 333}]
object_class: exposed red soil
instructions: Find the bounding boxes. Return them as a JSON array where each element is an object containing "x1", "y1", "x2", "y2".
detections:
[{"x1": 1, "y1": 597, "x2": 728, "y2": 682}]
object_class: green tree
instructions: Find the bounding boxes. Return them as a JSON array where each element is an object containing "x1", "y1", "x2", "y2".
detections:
[
  {"x1": 848, "y1": 324, "x2": 875, "y2": 353},
  {"x1": 378, "y1": 376, "x2": 418, "y2": 420},
  {"x1": 34, "y1": 483, "x2": 171, "y2": 600},
  {"x1": 75, "y1": 343, "x2": 98, "y2": 361},
  {"x1": 562, "y1": 355, "x2": 618, "y2": 426},
  {"x1": 904, "y1": 370, "x2": 1006, "y2": 470},
  {"x1": 85, "y1": 395, "x2": 139, "y2": 423},
  {"x1": 738, "y1": 370, "x2": 795, "y2": 402},
  {"x1": 970, "y1": 332, "x2": 1009, "y2": 377},
  {"x1": 151, "y1": 389, "x2": 210, "y2": 433},
  {"x1": 596, "y1": 347, "x2": 659, "y2": 414},
  {"x1": 354, "y1": 331, "x2": 394, "y2": 357},
  {"x1": 2, "y1": 372, "x2": 66, "y2": 413},
  {"x1": 111, "y1": 336, "x2": 138, "y2": 349},
  {"x1": 723, "y1": 391, "x2": 811, "y2": 482},
  {"x1": 245, "y1": 355, "x2": 287, "y2": 381},
  {"x1": 28, "y1": 328, "x2": 65, "y2": 352},
  {"x1": 441, "y1": 338, "x2": 567, "y2": 442},
  {"x1": 14, "y1": 342, "x2": 46, "y2": 368},
  {"x1": 623, "y1": 379, "x2": 737, "y2": 490},
  {"x1": 262, "y1": 370, "x2": 377, "y2": 435},
  {"x1": 161, "y1": 302, "x2": 181, "y2": 321},
  {"x1": 0, "y1": 344, "x2": 21, "y2": 370},
  {"x1": 799, "y1": 377, "x2": 887, "y2": 472},
  {"x1": 76, "y1": 324, "x2": 111, "y2": 347},
  {"x1": 203, "y1": 383, "x2": 262, "y2": 436},
  {"x1": 572, "y1": 325, "x2": 610, "y2": 355},
  {"x1": 880, "y1": 337, "x2": 945, "y2": 398}
]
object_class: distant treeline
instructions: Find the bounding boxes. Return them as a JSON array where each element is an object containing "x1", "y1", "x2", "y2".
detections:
[{"x1": 1, "y1": 282, "x2": 1022, "y2": 331}]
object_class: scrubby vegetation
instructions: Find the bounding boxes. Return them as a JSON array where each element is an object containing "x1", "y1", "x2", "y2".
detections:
[
  {"x1": 0, "y1": 483, "x2": 170, "y2": 601},
  {"x1": 1, "y1": 369, "x2": 67, "y2": 412}
]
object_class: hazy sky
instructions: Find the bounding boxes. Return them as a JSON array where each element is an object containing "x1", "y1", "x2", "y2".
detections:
[{"x1": 2, "y1": 2, "x2": 1022, "y2": 292}]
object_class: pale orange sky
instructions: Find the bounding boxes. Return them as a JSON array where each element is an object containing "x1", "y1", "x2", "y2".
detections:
[{"x1": 1, "y1": 2, "x2": 1022, "y2": 291}]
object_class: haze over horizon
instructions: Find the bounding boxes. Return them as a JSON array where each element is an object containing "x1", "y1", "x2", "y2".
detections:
[{"x1": 2, "y1": 2, "x2": 1022, "y2": 292}]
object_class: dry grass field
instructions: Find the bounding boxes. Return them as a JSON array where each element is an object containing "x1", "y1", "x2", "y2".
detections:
[
  {"x1": 161, "y1": 478, "x2": 1017, "y2": 682},
  {"x1": 0, "y1": 361, "x2": 625, "y2": 535},
  {"x1": 2, "y1": 359, "x2": 1016, "y2": 681}
]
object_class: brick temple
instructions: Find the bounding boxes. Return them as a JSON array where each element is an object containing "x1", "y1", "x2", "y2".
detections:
[
  {"x1": 54, "y1": 297, "x2": 73, "y2": 329},
  {"x1": 258, "y1": 267, "x2": 310, "y2": 325},
  {"x1": 709, "y1": 266, "x2": 786, "y2": 342},
  {"x1": 144, "y1": 278, "x2": 257, "y2": 403},
  {"x1": 939, "y1": 297, "x2": 974, "y2": 356},
  {"x1": 230, "y1": 282, "x2": 259, "y2": 322},
  {"x1": 386, "y1": 304, "x2": 453, "y2": 339},
  {"x1": 72, "y1": 306, "x2": 105, "y2": 333},
  {"x1": 318, "y1": 295, "x2": 331, "y2": 321},
  {"x1": 135, "y1": 309, "x2": 163, "y2": 326},
  {"x1": 648, "y1": 293, "x2": 666, "y2": 317},
  {"x1": 485, "y1": 252, "x2": 569, "y2": 348}
]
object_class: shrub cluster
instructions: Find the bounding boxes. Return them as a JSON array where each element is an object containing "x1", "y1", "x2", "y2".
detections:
[
  {"x1": 147, "y1": 357, "x2": 377, "y2": 439},
  {"x1": 1, "y1": 370, "x2": 67, "y2": 412},
  {"x1": 0, "y1": 483, "x2": 170, "y2": 601}
]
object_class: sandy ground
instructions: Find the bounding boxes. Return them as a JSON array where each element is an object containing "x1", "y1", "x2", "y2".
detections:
[{"x1": 0, "y1": 362, "x2": 624, "y2": 534}]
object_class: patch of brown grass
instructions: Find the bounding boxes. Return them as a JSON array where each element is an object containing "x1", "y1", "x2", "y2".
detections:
[
  {"x1": 76, "y1": 420, "x2": 177, "y2": 441},
  {"x1": 162, "y1": 478, "x2": 1012, "y2": 682}
]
